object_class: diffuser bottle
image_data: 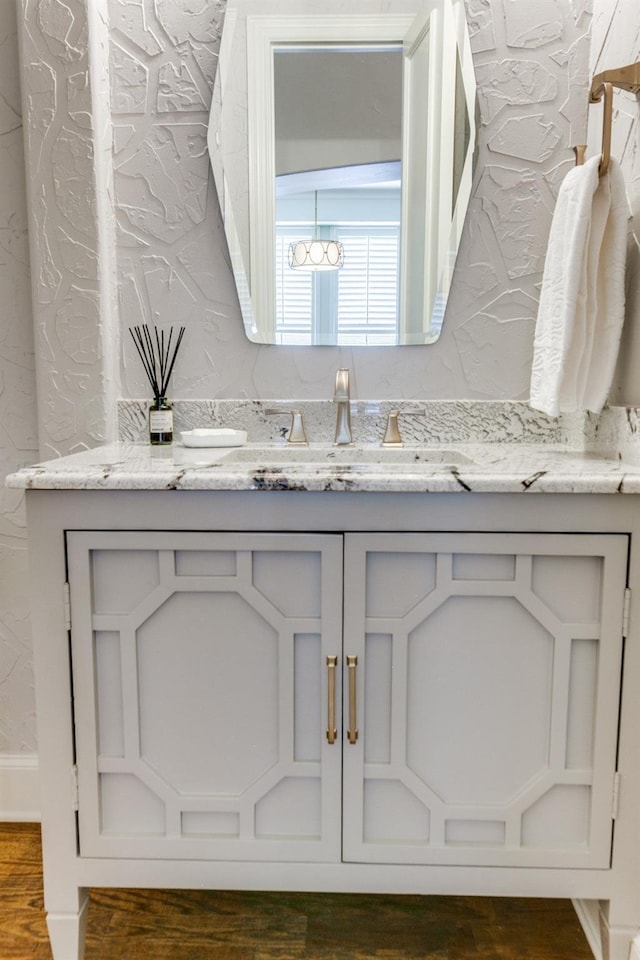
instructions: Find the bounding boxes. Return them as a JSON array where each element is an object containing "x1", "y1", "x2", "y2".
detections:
[
  {"x1": 129, "y1": 323, "x2": 185, "y2": 448},
  {"x1": 149, "y1": 396, "x2": 174, "y2": 445}
]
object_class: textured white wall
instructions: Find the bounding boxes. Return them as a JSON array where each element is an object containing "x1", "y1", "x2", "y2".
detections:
[
  {"x1": 19, "y1": 0, "x2": 118, "y2": 461},
  {"x1": 0, "y1": 1, "x2": 38, "y2": 763}
]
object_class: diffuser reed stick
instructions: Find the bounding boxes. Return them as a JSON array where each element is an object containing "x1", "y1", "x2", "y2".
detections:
[
  {"x1": 129, "y1": 324, "x2": 185, "y2": 399},
  {"x1": 129, "y1": 324, "x2": 185, "y2": 445}
]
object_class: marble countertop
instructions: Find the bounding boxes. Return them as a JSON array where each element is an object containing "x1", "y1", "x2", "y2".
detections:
[{"x1": 7, "y1": 440, "x2": 640, "y2": 494}]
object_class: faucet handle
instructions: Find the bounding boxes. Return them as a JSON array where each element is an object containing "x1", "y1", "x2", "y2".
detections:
[
  {"x1": 265, "y1": 408, "x2": 309, "y2": 446},
  {"x1": 382, "y1": 408, "x2": 426, "y2": 447}
]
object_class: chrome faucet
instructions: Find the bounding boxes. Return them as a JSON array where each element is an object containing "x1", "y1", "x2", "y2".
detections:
[{"x1": 333, "y1": 368, "x2": 353, "y2": 446}]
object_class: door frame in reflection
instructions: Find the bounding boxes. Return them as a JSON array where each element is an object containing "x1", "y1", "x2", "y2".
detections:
[{"x1": 247, "y1": 14, "x2": 416, "y2": 343}]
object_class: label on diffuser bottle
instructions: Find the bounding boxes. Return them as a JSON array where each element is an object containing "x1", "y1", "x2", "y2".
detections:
[{"x1": 150, "y1": 409, "x2": 173, "y2": 433}]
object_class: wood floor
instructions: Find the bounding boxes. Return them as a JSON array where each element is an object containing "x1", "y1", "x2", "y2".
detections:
[{"x1": 0, "y1": 822, "x2": 594, "y2": 960}]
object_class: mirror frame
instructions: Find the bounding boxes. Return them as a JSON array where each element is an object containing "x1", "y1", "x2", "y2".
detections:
[{"x1": 401, "y1": 0, "x2": 476, "y2": 343}]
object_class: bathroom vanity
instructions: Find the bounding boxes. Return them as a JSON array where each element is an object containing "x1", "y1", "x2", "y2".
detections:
[{"x1": 9, "y1": 433, "x2": 640, "y2": 960}]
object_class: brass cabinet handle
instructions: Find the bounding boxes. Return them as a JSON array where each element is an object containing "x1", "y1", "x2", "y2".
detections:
[
  {"x1": 347, "y1": 655, "x2": 358, "y2": 744},
  {"x1": 326, "y1": 656, "x2": 338, "y2": 744}
]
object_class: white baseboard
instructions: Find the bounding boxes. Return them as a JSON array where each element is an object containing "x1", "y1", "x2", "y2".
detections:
[
  {"x1": 573, "y1": 899, "x2": 603, "y2": 960},
  {"x1": 0, "y1": 754, "x2": 40, "y2": 821}
]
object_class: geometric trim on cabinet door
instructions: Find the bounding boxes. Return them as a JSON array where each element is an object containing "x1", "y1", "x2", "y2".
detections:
[
  {"x1": 66, "y1": 531, "x2": 343, "y2": 862},
  {"x1": 342, "y1": 532, "x2": 628, "y2": 869}
]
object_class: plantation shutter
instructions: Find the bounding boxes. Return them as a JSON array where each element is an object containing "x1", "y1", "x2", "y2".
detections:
[
  {"x1": 335, "y1": 226, "x2": 400, "y2": 345},
  {"x1": 275, "y1": 229, "x2": 313, "y2": 344}
]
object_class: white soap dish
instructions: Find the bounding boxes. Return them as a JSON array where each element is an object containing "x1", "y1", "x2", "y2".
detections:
[{"x1": 181, "y1": 428, "x2": 247, "y2": 448}]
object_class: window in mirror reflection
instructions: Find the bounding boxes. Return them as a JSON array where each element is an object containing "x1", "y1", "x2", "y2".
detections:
[
  {"x1": 274, "y1": 45, "x2": 403, "y2": 346},
  {"x1": 275, "y1": 181, "x2": 401, "y2": 345}
]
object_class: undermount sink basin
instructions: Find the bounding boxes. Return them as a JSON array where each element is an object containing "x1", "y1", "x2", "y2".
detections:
[{"x1": 219, "y1": 445, "x2": 474, "y2": 469}]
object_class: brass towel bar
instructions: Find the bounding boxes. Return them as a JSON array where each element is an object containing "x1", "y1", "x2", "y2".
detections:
[{"x1": 574, "y1": 60, "x2": 640, "y2": 176}]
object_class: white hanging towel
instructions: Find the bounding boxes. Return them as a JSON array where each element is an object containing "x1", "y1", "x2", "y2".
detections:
[{"x1": 529, "y1": 154, "x2": 629, "y2": 417}]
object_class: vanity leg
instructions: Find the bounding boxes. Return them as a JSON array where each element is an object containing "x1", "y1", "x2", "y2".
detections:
[
  {"x1": 598, "y1": 904, "x2": 638, "y2": 960},
  {"x1": 605, "y1": 928, "x2": 639, "y2": 960},
  {"x1": 45, "y1": 889, "x2": 89, "y2": 960},
  {"x1": 600, "y1": 926, "x2": 637, "y2": 960}
]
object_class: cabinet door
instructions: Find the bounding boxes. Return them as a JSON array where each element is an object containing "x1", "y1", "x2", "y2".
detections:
[
  {"x1": 342, "y1": 532, "x2": 627, "y2": 868},
  {"x1": 67, "y1": 531, "x2": 343, "y2": 862}
]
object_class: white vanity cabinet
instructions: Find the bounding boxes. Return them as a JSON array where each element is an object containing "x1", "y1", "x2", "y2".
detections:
[
  {"x1": 66, "y1": 528, "x2": 625, "y2": 869},
  {"x1": 24, "y1": 489, "x2": 640, "y2": 960}
]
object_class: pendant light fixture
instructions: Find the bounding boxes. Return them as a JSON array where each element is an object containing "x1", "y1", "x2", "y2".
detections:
[{"x1": 288, "y1": 191, "x2": 344, "y2": 271}]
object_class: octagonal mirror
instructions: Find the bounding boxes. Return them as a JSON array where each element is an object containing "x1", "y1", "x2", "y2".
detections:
[{"x1": 208, "y1": 0, "x2": 477, "y2": 346}]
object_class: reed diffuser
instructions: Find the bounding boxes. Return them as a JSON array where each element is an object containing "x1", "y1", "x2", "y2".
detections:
[{"x1": 129, "y1": 324, "x2": 185, "y2": 445}]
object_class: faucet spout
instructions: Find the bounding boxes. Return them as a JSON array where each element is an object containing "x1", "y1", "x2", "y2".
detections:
[{"x1": 333, "y1": 368, "x2": 353, "y2": 446}]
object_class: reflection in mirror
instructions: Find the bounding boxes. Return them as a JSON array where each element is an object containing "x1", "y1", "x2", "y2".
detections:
[
  {"x1": 276, "y1": 46, "x2": 403, "y2": 344},
  {"x1": 208, "y1": 0, "x2": 477, "y2": 347}
]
